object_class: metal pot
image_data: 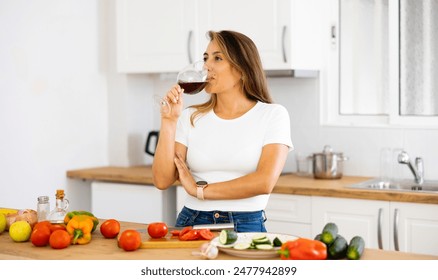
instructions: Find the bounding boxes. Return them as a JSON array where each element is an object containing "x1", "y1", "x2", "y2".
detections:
[{"x1": 311, "y1": 145, "x2": 348, "y2": 179}]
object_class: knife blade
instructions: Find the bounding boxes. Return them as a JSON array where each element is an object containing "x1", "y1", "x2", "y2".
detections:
[{"x1": 193, "y1": 223, "x2": 234, "y2": 231}]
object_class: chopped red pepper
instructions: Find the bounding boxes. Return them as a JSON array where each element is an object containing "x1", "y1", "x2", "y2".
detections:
[{"x1": 278, "y1": 238, "x2": 327, "y2": 260}]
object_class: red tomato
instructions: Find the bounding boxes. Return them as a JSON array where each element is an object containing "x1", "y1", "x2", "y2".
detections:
[
  {"x1": 179, "y1": 229, "x2": 199, "y2": 241},
  {"x1": 178, "y1": 226, "x2": 192, "y2": 238},
  {"x1": 147, "y1": 222, "x2": 168, "y2": 238},
  {"x1": 30, "y1": 227, "x2": 51, "y2": 247},
  {"x1": 198, "y1": 229, "x2": 215, "y2": 240},
  {"x1": 118, "y1": 230, "x2": 142, "y2": 251},
  {"x1": 33, "y1": 221, "x2": 51, "y2": 232},
  {"x1": 170, "y1": 230, "x2": 181, "y2": 236},
  {"x1": 49, "y1": 229, "x2": 71, "y2": 249},
  {"x1": 100, "y1": 219, "x2": 121, "y2": 238},
  {"x1": 49, "y1": 223, "x2": 67, "y2": 233}
]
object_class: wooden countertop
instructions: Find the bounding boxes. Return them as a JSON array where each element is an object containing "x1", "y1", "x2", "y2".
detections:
[
  {"x1": 67, "y1": 165, "x2": 438, "y2": 204},
  {"x1": 1, "y1": 220, "x2": 437, "y2": 260}
]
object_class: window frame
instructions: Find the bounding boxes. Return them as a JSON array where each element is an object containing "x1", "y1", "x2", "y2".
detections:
[{"x1": 321, "y1": 0, "x2": 438, "y2": 128}]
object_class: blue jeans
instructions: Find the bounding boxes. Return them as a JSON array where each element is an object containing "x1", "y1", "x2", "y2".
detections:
[{"x1": 175, "y1": 206, "x2": 267, "y2": 232}]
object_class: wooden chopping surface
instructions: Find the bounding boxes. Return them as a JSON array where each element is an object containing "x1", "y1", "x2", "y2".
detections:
[{"x1": 138, "y1": 229, "x2": 217, "y2": 249}]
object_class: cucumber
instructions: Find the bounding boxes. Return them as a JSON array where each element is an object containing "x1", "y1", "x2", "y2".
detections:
[
  {"x1": 346, "y1": 236, "x2": 365, "y2": 260},
  {"x1": 233, "y1": 242, "x2": 252, "y2": 250},
  {"x1": 219, "y1": 229, "x2": 238, "y2": 245},
  {"x1": 321, "y1": 222, "x2": 338, "y2": 245},
  {"x1": 255, "y1": 244, "x2": 274, "y2": 250},
  {"x1": 273, "y1": 237, "x2": 283, "y2": 247},
  {"x1": 252, "y1": 237, "x2": 271, "y2": 245},
  {"x1": 314, "y1": 233, "x2": 323, "y2": 242},
  {"x1": 251, "y1": 233, "x2": 267, "y2": 241},
  {"x1": 328, "y1": 235, "x2": 348, "y2": 259}
]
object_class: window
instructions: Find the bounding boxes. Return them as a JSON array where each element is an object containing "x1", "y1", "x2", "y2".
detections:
[{"x1": 322, "y1": 0, "x2": 438, "y2": 127}]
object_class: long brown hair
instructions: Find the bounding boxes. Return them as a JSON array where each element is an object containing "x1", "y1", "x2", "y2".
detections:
[{"x1": 189, "y1": 30, "x2": 272, "y2": 126}]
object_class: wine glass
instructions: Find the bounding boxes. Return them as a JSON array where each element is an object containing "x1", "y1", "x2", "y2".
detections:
[
  {"x1": 154, "y1": 60, "x2": 207, "y2": 114},
  {"x1": 177, "y1": 60, "x2": 208, "y2": 94}
]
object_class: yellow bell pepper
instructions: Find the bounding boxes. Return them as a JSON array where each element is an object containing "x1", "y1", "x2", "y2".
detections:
[
  {"x1": 64, "y1": 210, "x2": 99, "y2": 233},
  {"x1": 66, "y1": 214, "x2": 94, "y2": 245}
]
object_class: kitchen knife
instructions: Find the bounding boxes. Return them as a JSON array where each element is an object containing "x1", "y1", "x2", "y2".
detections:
[{"x1": 193, "y1": 223, "x2": 234, "y2": 231}]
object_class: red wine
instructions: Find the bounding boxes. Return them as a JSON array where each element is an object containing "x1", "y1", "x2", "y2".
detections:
[{"x1": 178, "y1": 81, "x2": 207, "y2": 95}]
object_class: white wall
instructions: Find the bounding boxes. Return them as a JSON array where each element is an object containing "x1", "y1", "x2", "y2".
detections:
[
  {"x1": 1, "y1": 0, "x2": 437, "y2": 213},
  {"x1": 0, "y1": 0, "x2": 108, "y2": 210}
]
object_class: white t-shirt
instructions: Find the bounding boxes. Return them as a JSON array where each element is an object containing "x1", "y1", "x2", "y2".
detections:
[{"x1": 175, "y1": 101, "x2": 293, "y2": 211}]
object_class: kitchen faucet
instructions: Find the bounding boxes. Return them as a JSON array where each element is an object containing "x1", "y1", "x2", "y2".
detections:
[{"x1": 397, "y1": 151, "x2": 424, "y2": 185}]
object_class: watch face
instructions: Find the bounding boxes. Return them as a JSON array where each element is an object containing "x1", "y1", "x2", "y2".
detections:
[{"x1": 197, "y1": 181, "x2": 208, "y2": 187}]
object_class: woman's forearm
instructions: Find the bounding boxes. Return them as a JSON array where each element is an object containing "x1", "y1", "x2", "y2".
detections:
[{"x1": 152, "y1": 120, "x2": 178, "y2": 189}]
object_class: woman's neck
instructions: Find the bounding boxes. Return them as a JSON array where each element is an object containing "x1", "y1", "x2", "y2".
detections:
[{"x1": 214, "y1": 93, "x2": 257, "y2": 119}]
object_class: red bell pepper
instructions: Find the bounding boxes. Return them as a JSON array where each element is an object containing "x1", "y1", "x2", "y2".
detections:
[{"x1": 278, "y1": 238, "x2": 327, "y2": 260}]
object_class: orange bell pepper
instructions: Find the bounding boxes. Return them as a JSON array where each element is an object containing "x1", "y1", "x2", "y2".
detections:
[
  {"x1": 66, "y1": 214, "x2": 94, "y2": 245},
  {"x1": 278, "y1": 238, "x2": 327, "y2": 260}
]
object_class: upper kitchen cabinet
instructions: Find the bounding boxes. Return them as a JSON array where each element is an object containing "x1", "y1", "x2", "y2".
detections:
[
  {"x1": 197, "y1": 0, "x2": 323, "y2": 73},
  {"x1": 116, "y1": 0, "x2": 199, "y2": 73},
  {"x1": 116, "y1": 0, "x2": 323, "y2": 74}
]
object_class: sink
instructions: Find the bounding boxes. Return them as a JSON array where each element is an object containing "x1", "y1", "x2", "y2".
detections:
[{"x1": 347, "y1": 178, "x2": 438, "y2": 193}]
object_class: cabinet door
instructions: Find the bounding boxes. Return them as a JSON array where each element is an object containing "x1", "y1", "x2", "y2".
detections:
[
  {"x1": 198, "y1": 0, "x2": 291, "y2": 70},
  {"x1": 390, "y1": 202, "x2": 438, "y2": 255},
  {"x1": 116, "y1": 0, "x2": 198, "y2": 72},
  {"x1": 198, "y1": 0, "x2": 322, "y2": 70},
  {"x1": 312, "y1": 196, "x2": 390, "y2": 249},
  {"x1": 265, "y1": 194, "x2": 312, "y2": 238},
  {"x1": 91, "y1": 182, "x2": 176, "y2": 224}
]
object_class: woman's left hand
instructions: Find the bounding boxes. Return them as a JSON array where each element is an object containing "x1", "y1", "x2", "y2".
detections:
[{"x1": 174, "y1": 152, "x2": 197, "y2": 197}]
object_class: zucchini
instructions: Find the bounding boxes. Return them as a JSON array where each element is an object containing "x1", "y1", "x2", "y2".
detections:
[
  {"x1": 328, "y1": 235, "x2": 348, "y2": 259},
  {"x1": 219, "y1": 229, "x2": 238, "y2": 245},
  {"x1": 346, "y1": 236, "x2": 365, "y2": 260},
  {"x1": 321, "y1": 222, "x2": 338, "y2": 245}
]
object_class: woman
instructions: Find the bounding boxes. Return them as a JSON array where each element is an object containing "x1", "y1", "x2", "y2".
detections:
[{"x1": 152, "y1": 30, "x2": 293, "y2": 232}]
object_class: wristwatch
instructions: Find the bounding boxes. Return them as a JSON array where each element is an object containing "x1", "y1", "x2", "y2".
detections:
[{"x1": 196, "y1": 181, "x2": 208, "y2": 200}]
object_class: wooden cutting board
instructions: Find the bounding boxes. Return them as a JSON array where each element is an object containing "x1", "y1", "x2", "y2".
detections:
[{"x1": 139, "y1": 230, "x2": 217, "y2": 249}]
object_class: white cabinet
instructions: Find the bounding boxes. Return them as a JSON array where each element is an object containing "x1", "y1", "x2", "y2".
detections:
[
  {"x1": 265, "y1": 193, "x2": 312, "y2": 238},
  {"x1": 311, "y1": 196, "x2": 390, "y2": 250},
  {"x1": 390, "y1": 202, "x2": 438, "y2": 256},
  {"x1": 91, "y1": 182, "x2": 176, "y2": 225},
  {"x1": 116, "y1": 0, "x2": 199, "y2": 72},
  {"x1": 312, "y1": 196, "x2": 438, "y2": 256},
  {"x1": 116, "y1": 0, "x2": 322, "y2": 73},
  {"x1": 197, "y1": 0, "x2": 322, "y2": 71}
]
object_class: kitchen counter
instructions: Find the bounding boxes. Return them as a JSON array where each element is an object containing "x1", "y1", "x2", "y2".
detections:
[
  {"x1": 1, "y1": 220, "x2": 437, "y2": 260},
  {"x1": 66, "y1": 165, "x2": 438, "y2": 204}
]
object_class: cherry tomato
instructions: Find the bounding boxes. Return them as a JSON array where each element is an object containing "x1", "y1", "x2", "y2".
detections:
[
  {"x1": 147, "y1": 222, "x2": 168, "y2": 238},
  {"x1": 100, "y1": 219, "x2": 121, "y2": 239},
  {"x1": 30, "y1": 226, "x2": 51, "y2": 247},
  {"x1": 118, "y1": 229, "x2": 141, "y2": 251},
  {"x1": 179, "y1": 229, "x2": 199, "y2": 241},
  {"x1": 198, "y1": 229, "x2": 215, "y2": 240},
  {"x1": 49, "y1": 229, "x2": 71, "y2": 249}
]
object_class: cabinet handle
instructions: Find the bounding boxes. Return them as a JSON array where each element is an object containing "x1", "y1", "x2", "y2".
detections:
[
  {"x1": 281, "y1": 25, "x2": 287, "y2": 63},
  {"x1": 377, "y1": 208, "x2": 383, "y2": 249},
  {"x1": 187, "y1": 30, "x2": 193, "y2": 64},
  {"x1": 393, "y1": 208, "x2": 400, "y2": 251}
]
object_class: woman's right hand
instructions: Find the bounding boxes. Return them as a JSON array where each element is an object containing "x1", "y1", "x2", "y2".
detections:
[{"x1": 161, "y1": 84, "x2": 184, "y2": 121}]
